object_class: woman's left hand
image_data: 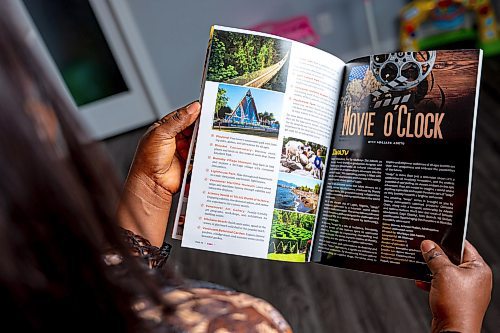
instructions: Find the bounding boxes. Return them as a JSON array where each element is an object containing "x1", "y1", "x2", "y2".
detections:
[{"x1": 118, "y1": 101, "x2": 201, "y2": 246}]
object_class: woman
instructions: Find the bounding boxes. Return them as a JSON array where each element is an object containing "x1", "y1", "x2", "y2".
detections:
[
  {"x1": 0, "y1": 7, "x2": 492, "y2": 333},
  {"x1": 0, "y1": 8, "x2": 289, "y2": 332}
]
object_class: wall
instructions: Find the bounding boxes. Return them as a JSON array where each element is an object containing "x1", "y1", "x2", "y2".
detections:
[{"x1": 125, "y1": 0, "x2": 407, "y2": 110}]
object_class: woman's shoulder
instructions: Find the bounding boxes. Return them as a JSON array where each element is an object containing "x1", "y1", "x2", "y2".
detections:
[
  {"x1": 115, "y1": 228, "x2": 292, "y2": 332},
  {"x1": 159, "y1": 287, "x2": 292, "y2": 333}
]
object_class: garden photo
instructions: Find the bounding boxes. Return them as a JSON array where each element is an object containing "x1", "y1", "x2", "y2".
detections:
[
  {"x1": 280, "y1": 137, "x2": 327, "y2": 180},
  {"x1": 267, "y1": 209, "x2": 315, "y2": 262},
  {"x1": 207, "y1": 29, "x2": 291, "y2": 93},
  {"x1": 274, "y1": 173, "x2": 321, "y2": 214},
  {"x1": 213, "y1": 83, "x2": 282, "y2": 139}
]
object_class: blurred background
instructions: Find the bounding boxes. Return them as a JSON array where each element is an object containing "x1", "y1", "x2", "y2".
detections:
[{"x1": 12, "y1": 0, "x2": 500, "y2": 331}]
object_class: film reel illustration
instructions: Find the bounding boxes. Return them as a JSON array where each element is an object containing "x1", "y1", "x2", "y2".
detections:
[{"x1": 370, "y1": 51, "x2": 436, "y2": 91}]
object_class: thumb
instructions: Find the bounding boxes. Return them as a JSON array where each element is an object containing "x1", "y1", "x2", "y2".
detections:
[
  {"x1": 421, "y1": 240, "x2": 454, "y2": 275},
  {"x1": 150, "y1": 101, "x2": 201, "y2": 138}
]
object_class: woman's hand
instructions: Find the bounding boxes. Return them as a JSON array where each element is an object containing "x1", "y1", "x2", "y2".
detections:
[
  {"x1": 416, "y1": 240, "x2": 492, "y2": 333},
  {"x1": 117, "y1": 102, "x2": 201, "y2": 246}
]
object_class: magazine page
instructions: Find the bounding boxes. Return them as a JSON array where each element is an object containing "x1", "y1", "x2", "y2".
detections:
[
  {"x1": 310, "y1": 50, "x2": 482, "y2": 280},
  {"x1": 179, "y1": 26, "x2": 344, "y2": 262},
  {"x1": 172, "y1": 129, "x2": 198, "y2": 240}
]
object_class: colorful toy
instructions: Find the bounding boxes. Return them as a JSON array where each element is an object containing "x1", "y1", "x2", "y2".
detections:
[{"x1": 400, "y1": 0, "x2": 500, "y2": 55}]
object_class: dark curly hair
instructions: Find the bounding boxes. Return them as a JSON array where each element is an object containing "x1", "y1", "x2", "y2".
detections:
[{"x1": 0, "y1": 5, "x2": 171, "y2": 332}]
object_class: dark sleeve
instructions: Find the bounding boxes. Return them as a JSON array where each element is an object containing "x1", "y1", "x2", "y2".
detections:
[{"x1": 120, "y1": 228, "x2": 171, "y2": 269}]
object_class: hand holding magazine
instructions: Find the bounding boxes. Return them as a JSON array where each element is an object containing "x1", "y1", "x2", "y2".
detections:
[{"x1": 173, "y1": 26, "x2": 482, "y2": 281}]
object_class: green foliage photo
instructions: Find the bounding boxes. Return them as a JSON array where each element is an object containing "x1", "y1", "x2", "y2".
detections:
[
  {"x1": 294, "y1": 184, "x2": 321, "y2": 194},
  {"x1": 214, "y1": 88, "x2": 231, "y2": 119},
  {"x1": 207, "y1": 30, "x2": 288, "y2": 82},
  {"x1": 267, "y1": 210, "x2": 315, "y2": 262}
]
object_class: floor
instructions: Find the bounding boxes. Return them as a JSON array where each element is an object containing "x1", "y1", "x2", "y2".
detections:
[{"x1": 104, "y1": 57, "x2": 500, "y2": 333}]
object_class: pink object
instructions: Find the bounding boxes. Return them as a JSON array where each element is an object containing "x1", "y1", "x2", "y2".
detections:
[{"x1": 249, "y1": 16, "x2": 320, "y2": 46}]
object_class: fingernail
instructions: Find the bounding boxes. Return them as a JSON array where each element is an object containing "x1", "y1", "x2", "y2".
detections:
[
  {"x1": 186, "y1": 101, "x2": 200, "y2": 115},
  {"x1": 421, "y1": 240, "x2": 435, "y2": 253}
]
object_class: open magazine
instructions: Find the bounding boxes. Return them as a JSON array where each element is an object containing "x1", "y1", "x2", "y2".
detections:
[{"x1": 173, "y1": 26, "x2": 482, "y2": 281}]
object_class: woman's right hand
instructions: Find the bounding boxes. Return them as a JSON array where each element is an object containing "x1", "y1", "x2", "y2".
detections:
[
  {"x1": 117, "y1": 102, "x2": 200, "y2": 246},
  {"x1": 417, "y1": 240, "x2": 493, "y2": 333}
]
